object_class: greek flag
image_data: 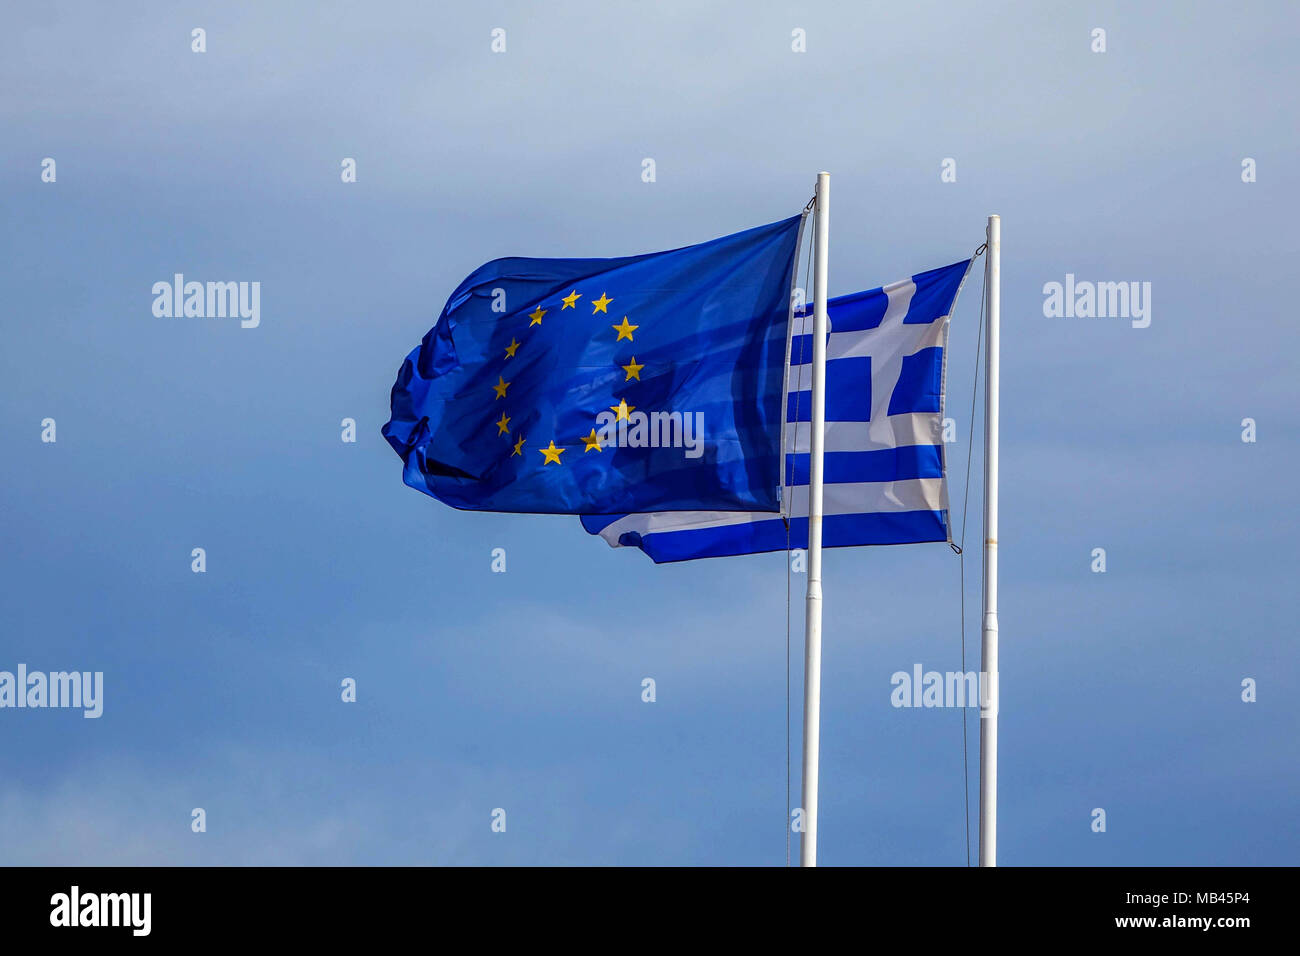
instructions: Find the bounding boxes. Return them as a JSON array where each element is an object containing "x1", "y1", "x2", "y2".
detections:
[{"x1": 580, "y1": 259, "x2": 974, "y2": 562}]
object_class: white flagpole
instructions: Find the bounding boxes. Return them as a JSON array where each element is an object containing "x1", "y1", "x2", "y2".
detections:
[
  {"x1": 979, "y1": 214, "x2": 1001, "y2": 867},
  {"x1": 800, "y1": 171, "x2": 830, "y2": 867}
]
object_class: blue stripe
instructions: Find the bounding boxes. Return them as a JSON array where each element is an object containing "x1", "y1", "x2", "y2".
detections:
[
  {"x1": 904, "y1": 261, "x2": 969, "y2": 324},
  {"x1": 788, "y1": 258, "x2": 967, "y2": 341},
  {"x1": 580, "y1": 512, "x2": 621, "y2": 534},
  {"x1": 628, "y1": 511, "x2": 949, "y2": 563},
  {"x1": 784, "y1": 445, "x2": 944, "y2": 486},
  {"x1": 795, "y1": 288, "x2": 889, "y2": 334}
]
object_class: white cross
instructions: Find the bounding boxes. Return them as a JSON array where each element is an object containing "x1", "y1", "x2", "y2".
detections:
[{"x1": 786, "y1": 277, "x2": 945, "y2": 455}]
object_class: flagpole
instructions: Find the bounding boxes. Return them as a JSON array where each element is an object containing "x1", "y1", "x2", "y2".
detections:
[
  {"x1": 800, "y1": 171, "x2": 830, "y2": 867},
  {"x1": 979, "y1": 214, "x2": 1001, "y2": 867}
]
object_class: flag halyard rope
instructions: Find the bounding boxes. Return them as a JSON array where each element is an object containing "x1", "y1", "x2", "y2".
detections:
[{"x1": 956, "y1": 241, "x2": 988, "y2": 866}]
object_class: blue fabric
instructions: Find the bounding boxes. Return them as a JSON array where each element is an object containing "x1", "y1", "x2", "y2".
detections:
[
  {"x1": 383, "y1": 216, "x2": 803, "y2": 514},
  {"x1": 888, "y1": 346, "x2": 944, "y2": 415},
  {"x1": 788, "y1": 356, "x2": 873, "y2": 422},
  {"x1": 608, "y1": 511, "x2": 951, "y2": 563},
  {"x1": 581, "y1": 258, "x2": 972, "y2": 561},
  {"x1": 784, "y1": 445, "x2": 944, "y2": 486}
]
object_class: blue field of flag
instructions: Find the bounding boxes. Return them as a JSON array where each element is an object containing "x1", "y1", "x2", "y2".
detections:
[{"x1": 383, "y1": 216, "x2": 804, "y2": 515}]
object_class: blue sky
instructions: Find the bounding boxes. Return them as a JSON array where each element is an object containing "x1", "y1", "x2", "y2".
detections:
[{"x1": 1, "y1": 0, "x2": 1297, "y2": 865}]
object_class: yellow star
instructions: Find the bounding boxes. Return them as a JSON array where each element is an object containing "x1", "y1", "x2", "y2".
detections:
[
  {"x1": 504, "y1": 338, "x2": 520, "y2": 358},
  {"x1": 591, "y1": 292, "x2": 612, "y2": 314},
  {"x1": 610, "y1": 398, "x2": 636, "y2": 422},
  {"x1": 492, "y1": 375, "x2": 510, "y2": 400},
  {"x1": 580, "y1": 428, "x2": 603, "y2": 453},
  {"x1": 612, "y1": 316, "x2": 638, "y2": 341},
  {"x1": 511, "y1": 434, "x2": 526, "y2": 457},
  {"x1": 561, "y1": 290, "x2": 581, "y2": 310},
  {"x1": 528, "y1": 306, "x2": 547, "y2": 326},
  {"x1": 495, "y1": 412, "x2": 510, "y2": 436},
  {"x1": 621, "y1": 356, "x2": 644, "y2": 381},
  {"x1": 539, "y1": 440, "x2": 565, "y2": 465}
]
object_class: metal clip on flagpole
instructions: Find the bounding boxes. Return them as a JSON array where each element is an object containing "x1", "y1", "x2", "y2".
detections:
[
  {"x1": 979, "y1": 214, "x2": 1001, "y2": 867},
  {"x1": 800, "y1": 172, "x2": 830, "y2": 867}
]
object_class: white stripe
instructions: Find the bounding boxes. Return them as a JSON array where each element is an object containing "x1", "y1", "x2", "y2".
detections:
[
  {"x1": 785, "y1": 415, "x2": 942, "y2": 452},
  {"x1": 596, "y1": 477, "x2": 945, "y2": 545},
  {"x1": 789, "y1": 309, "x2": 829, "y2": 338},
  {"x1": 789, "y1": 300, "x2": 946, "y2": 394}
]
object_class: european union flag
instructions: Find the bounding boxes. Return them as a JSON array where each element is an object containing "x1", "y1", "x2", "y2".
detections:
[{"x1": 383, "y1": 215, "x2": 804, "y2": 514}]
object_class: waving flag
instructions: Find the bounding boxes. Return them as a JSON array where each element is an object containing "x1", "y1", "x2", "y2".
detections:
[
  {"x1": 581, "y1": 259, "x2": 974, "y2": 561},
  {"x1": 383, "y1": 215, "x2": 804, "y2": 514}
]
